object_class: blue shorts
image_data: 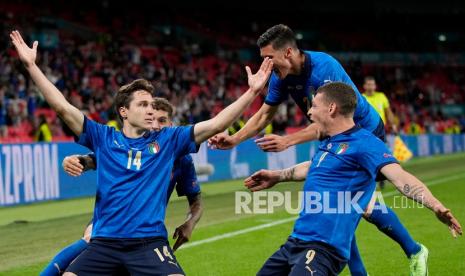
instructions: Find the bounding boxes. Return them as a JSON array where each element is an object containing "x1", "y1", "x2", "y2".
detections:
[
  {"x1": 66, "y1": 237, "x2": 184, "y2": 276},
  {"x1": 257, "y1": 237, "x2": 346, "y2": 276}
]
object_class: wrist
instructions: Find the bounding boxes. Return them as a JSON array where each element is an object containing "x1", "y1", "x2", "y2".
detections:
[
  {"x1": 282, "y1": 136, "x2": 291, "y2": 149},
  {"x1": 278, "y1": 169, "x2": 289, "y2": 182},
  {"x1": 432, "y1": 203, "x2": 447, "y2": 214},
  {"x1": 183, "y1": 219, "x2": 196, "y2": 228},
  {"x1": 25, "y1": 62, "x2": 37, "y2": 70},
  {"x1": 231, "y1": 133, "x2": 242, "y2": 145},
  {"x1": 248, "y1": 86, "x2": 261, "y2": 95}
]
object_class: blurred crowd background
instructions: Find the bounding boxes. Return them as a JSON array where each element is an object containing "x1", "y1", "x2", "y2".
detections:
[{"x1": 1, "y1": 0, "x2": 464, "y2": 143}]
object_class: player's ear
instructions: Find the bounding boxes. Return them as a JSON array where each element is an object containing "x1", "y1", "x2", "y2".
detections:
[
  {"x1": 328, "y1": 103, "x2": 337, "y2": 115},
  {"x1": 119, "y1": 106, "x2": 128, "y2": 120},
  {"x1": 285, "y1": 47, "x2": 292, "y2": 58}
]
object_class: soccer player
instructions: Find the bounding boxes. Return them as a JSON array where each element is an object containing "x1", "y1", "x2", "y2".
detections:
[
  {"x1": 10, "y1": 30, "x2": 273, "y2": 275},
  {"x1": 209, "y1": 24, "x2": 427, "y2": 275},
  {"x1": 244, "y1": 82, "x2": 462, "y2": 275},
  {"x1": 40, "y1": 98, "x2": 203, "y2": 276},
  {"x1": 362, "y1": 76, "x2": 398, "y2": 134}
]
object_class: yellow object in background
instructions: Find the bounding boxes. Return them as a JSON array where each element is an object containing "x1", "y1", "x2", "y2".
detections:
[
  {"x1": 393, "y1": 136, "x2": 413, "y2": 162},
  {"x1": 363, "y1": 91, "x2": 389, "y2": 123}
]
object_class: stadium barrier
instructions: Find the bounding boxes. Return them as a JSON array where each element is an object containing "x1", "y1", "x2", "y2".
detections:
[{"x1": 1, "y1": 134, "x2": 464, "y2": 206}]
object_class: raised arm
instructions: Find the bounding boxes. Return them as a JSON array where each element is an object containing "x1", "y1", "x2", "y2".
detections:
[
  {"x1": 244, "y1": 161, "x2": 311, "y2": 192},
  {"x1": 381, "y1": 163, "x2": 462, "y2": 237},
  {"x1": 10, "y1": 31, "x2": 84, "y2": 136},
  {"x1": 233, "y1": 103, "x2": 279, "y2": 143},
  {"x1": 194, "y1": 58, "x2": 273, "y2": 144}
]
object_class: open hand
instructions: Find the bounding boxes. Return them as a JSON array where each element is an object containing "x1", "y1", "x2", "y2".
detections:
[
  {"x1": 246, "y1": 57, "x2": 273, "y2": 94},
  {"x1": 10, "y1": 30, "x2": 38, "y2": 68},
  {"x1": 255, "y1": 134, "x2": 289, "y2": 152},
  {"x1": 435, "y1": 208, "x2": 462, "y2": 238},
  {"x1": 244, "y1": 169, "x2": 280, "y2": 192},
  {"x1": 208, "y1": 132, "x2": 238, "y2": 150},
  {"x1": 62, "y1": 155, "x2": 84, "y2": 177}
]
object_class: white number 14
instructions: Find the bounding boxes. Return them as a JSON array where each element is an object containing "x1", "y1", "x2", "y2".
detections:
[{"x1": 127, "y1": 150, "x2": 142, "y2": 170}]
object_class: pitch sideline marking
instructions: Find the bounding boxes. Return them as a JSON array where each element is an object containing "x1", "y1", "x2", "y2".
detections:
[{"x1": 180, "y1": 172, "x2": 465, "y2": 250}]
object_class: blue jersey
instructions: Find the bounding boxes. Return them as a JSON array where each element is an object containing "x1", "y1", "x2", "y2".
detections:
[
  {"x1": 87, "y1": 153, "x2": 200, "y2": 204},
  {"x1": 77, "y1": 117, "x2": 198, "y2": 239},
  {"x1": 291, "y1": 126, "x2": 398, "y2": 259},
  {"x1": 168, "y1": 154, "x2": 201, "y2": 202},
  {"x1": 265, "y1": 51, "x2": 380, "y2": 132}
]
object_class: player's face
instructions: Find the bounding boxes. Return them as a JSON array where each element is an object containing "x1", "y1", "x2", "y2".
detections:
[
  {"x1": 121, "y1": 90, "x2": 155, "y2": 130},
  {"x1": 308, "y1": 93, "x2": 329, "y2": 133},
  {"x1": 363, "y1": 80, "x2": 376, "y2": 92},
  {"x1": 151, "y1": 110, "x2": 172, "y2": 131},
  {"x1": 260, "y1": 45, "x2": 292, "y2": 79}
]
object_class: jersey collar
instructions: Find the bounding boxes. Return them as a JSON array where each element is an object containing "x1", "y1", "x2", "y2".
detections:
[
  {"x1": 301, "y1": 50, "x2": 312, "y2": 78},
  {"x1": 328, "y1": 125, "x2": 361, "y2": 141}
]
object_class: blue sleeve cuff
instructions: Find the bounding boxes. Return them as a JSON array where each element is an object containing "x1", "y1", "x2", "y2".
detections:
[
  {"x1": 375, "y1": 160, "x2": 399, "y2": 181},
  {"x1": 191, "y1": 124, "x2": 201, "y2": 152},
  {"x1": 74, "y1": 116, "x2": 88, "y2": 143},
  {"x1": 264, "y1": 99, "x2": 281, "y2": 106}
]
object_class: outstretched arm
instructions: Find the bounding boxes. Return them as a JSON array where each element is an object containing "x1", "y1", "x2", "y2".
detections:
[
  {"x1": 10, "y1": 30, "x2": 84, "y2": 136},
  {"x1": 244, "y1": 161, "x2": 311, "y2": 192},
  {"x1": 208, "y1": 103, "x2": 278, "y2": 150},
  {"x1": 381, "y1": 163, "x2": 462, "y2": 237},
  {"x1": 255, "y1": 123, "x2": 322, "y2": 152},
  {"x1": 233, "y1": 103, "x2": 279, "y2": 144},
  {"x1": 194, "y1": 58, "x2": 273, "y2": 144}
]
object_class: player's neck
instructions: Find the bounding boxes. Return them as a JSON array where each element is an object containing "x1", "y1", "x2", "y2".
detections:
[
  {"x1": 122, "y1": 125, "x2": 148, "y2": 138},
  {"x1": 290, "y1": 50, "x2": 305, "y2": 75},
  {"x1": 365, "y1": 90, "x2": 374, "y2": 96},
  {"x1": 326, "y1": 118, "x2": 356, "y2": 137}
]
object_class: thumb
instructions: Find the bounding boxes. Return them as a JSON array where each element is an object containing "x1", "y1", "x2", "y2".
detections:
[
  {"x1": 173, "y1": 228, "x2": 179, "y2": 239},
  {"x1": 245, "y1": 66, "x2": 252, "y2": 78},
  {"x1": 252, "y1": 170, "x2": 265, "y2": 179},
  {"x1": 32, "y1": 41, "x2": 38, "y2": 50},
  {"x1": 217, "y1": 135, "x2": 226, "y2": 143}
]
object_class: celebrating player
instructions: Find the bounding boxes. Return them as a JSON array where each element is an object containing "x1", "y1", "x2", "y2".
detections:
[
  {"x1": 10, "y1": 30, "x2": 272, "y2": 275},
  {"x1": 244, "y1": 82, "x2": 462, "y2": 275},
  {"x1": 40, "y1": 98, "x2": 204, "y2": 275},
  {"x1": 209, "y1": 24, "x2": 428, "y2": 275}
]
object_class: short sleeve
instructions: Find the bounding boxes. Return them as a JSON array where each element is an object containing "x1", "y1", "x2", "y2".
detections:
[
  {"x1": 169, "y1": 125, "x2": 199, "y2": 159},
  {"x1": 313, "y1": 53, "x2": 358, "y2": 92},
  {"x1": 175, "y1": 155, "x2": 201, "y2": 197},
  {"x1": 357, "y1": 137, "x2": 399, "y2": 180},
  {"x1": 75, "y1": 117, "x2": 108, "y2": 151},
  {"x1": 264, "y1": 73, "x2": 287, "y2": 106}
]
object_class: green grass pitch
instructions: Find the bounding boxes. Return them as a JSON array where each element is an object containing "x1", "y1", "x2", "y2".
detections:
[{"x1": 1, "y1": 153, "x2": 464, "y2": 275}]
